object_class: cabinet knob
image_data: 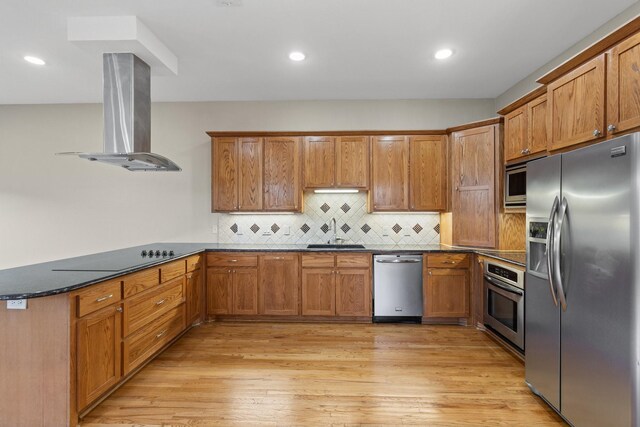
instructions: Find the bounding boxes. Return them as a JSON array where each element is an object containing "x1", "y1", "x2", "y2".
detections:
[
  {"x1": 593, "y1": 129, "x2": 602, "y2": 137},
  {"x1": 523, "y1": 148, "x2": 530, "y2": 155},
  {"x1": 116, "y1": 307, "x2": 123, "y2": 313},
  {"x1": 520, "y1": 149, "x2": 525, "y2": 154},
  {"x1": 608, "y1": 124, "x2": 617, "y2": 132},
  {"x1": 428, "y1": 271, "x2": 432, "y2": 275}
]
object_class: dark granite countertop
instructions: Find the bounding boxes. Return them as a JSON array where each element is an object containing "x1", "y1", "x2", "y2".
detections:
[{"x1": 0, "y1": 242, "x2": 524, "y2": 300}]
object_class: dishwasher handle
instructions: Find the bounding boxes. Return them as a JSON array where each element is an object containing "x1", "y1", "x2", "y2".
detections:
[{"x1": 375, "y1": 259, "x2": 421, "y2": 264}]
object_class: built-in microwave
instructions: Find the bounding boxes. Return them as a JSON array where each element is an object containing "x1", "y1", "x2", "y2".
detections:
[{"x1": 505, "y1": 164, "x2": 526, "y2": 207}]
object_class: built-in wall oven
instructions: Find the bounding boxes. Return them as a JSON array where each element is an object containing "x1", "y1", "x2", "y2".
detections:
[{"x1": 484, "y1": 260, "x2": 525, "y2": 351}]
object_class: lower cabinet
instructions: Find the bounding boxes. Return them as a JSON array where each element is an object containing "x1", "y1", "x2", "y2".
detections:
[
  {"x1": 76, "y1": 303, "x2": 122, "y2": 411},
  {"x1": 259, "y1": 253, "x2": 300, "y2": 315},
  {"x1": 301, "y1": 254, "x2": 371, "y2": 317},
  {"x1": 186, "y1": 255, "x2": 203, "y2": 325},
  {"x1": 424, "y1": 254, "x2": 470, "y2": 318},
  {"x1": 206, "y1": 253, "x2": 259, "y2": 315}
]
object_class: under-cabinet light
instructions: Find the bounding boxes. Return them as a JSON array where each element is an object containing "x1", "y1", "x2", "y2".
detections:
[{"x1": 313, "y1": 189, "x2": 359, "y2": 194}]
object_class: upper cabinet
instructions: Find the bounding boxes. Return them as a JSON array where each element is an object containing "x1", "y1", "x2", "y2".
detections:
[
  {"x1": 503, "y1": 95, "x2": 548, "y2": 164},
  {"x1": 409, "y1": 135, "x2": 447, "y2": 211},
  {"x1": 371, "y1": 136, "x2": 409, "y2": 211},
  {"x1": 303, "y1": 136, "x2": 369, "y2": 189},
  {"x1": 211, "y1": 136, "x2": 300, "y2": 213},
  {"x1": 264, "y1": 137, "x2": 302, "y2": 211},
  {"x1": 450, "y1": 124, "x2": 498, "y2": 248},
  {"x1": 607, "y1": 31, "x2": 640, "y2": 136},
  {"x1": 547, "y1": 54, "x2": 606, "y2": 151}
]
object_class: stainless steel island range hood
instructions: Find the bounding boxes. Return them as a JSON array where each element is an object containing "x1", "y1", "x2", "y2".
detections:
[{"x1": 58, "y1": 53, "x2": 181, "y2": 171}]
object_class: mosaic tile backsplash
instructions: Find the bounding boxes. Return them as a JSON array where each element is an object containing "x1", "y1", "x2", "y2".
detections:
[{"x1": 216, "y1": 193, "x2": 440, "y2": 245}]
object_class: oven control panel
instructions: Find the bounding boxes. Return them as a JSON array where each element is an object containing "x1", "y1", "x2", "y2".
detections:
[{"x1": 484, "y1": 261, "x2": 524, "y2": 289}]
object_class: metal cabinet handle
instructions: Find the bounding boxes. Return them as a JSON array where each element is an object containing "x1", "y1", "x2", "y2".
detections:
[
  {"x1": 96, "y1": 294, "x2": 113, "y2": 302},
  {"x1": 608, "y1": 124, "x2": 617, "y2": 132},
  {"x1": 523, "y1": 148, "x2": 530, "y2": 155},
  {"x1": 230, "y1": 259, "x2": 238, "y2": 262},
  {"x1": 442, "y1": 260, "x2": 456, "y2": 264},
  {"x1": 273, "y1": 257, "x2": 284, "y2": 260},
  {"x1": 156, "y1": 299, "x2": 166, "y2": 306},
  {"x1": 115, "y1": 307, "x2": 123, "y2": 313},
  {"x1": 156, "y1": 329, "x2": 167, "y2": 339},
  {"x1": 593, "y1": 129, "x2": 602, "y2": 137},
  {"x1": 520, "y1": 149, "x2": 525, "y2": 154},
  {"x1": 428, "y1": 271, "x2": 432, "y2": 275}
]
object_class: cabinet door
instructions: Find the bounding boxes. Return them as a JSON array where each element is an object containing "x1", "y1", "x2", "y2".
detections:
[
  {"x1": 608, "y1": 32, "x2": 640, "y2": 135},
  {"x1": 186, "y1": 269, "x2": 202, "y2": 325},
  {"x1": 424, "y1": 268, "x2": 469, "y2": 318},
  {"x1": 232, "y1": 268, "x2": 258, "y2": 315},
  {"x1": 336, "y1": 136, "x2": 369, "y2": 188},
  {"x1": 264, "y1": 137, "x2": 301, "y2": 211},
  {"x1": 301, "y1": 269, "x2": 335, "y2": 316},
  {"x1": 238, "y1": 138, "x2": 263, "y2": 211},
  {"x1": 528, "y1": 95, "x2": 548, "y2": 155},
  {"x1": 371, "y1": 136, "x2": 409, "y2": 211},
  {"x1": 451, "y1": 126, "x2": 496, "y2": 248},
  {"x1": 303, "y1": 136, "x2": 335, "y2": 188},
  {"x1": 409, "y1": 135, "x2": 447, "y2": 211},
  {"x1": 504, "y1": 106, "x2": 528, "y2": 162},
  {"x1": 76, "y1": 304, "x2": 122, "y2": 410},
  {"x1": 259, "y1": 254, "x2": 300, "y2": 315},
  {"x1": 206, "y1": 268, "x2": 232, "y2": 315},
  {"x1": 548, "y1": 54, "x2": 605, "y2": 151},
  {"x1": 212, "y1": 138, "x2": 238, "y2": 212},
  {"x1": 336, "y1": 269, "x2": 371, "y2": 317}
]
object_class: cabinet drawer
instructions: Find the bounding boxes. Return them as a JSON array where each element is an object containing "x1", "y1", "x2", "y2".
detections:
[
  {"x1": 186, "y1": 255, "x2": 202, "y2": 272},
  {"x1": 427, "y1": 253, "x2": 470, "y2": 269},
  {"x1": 301, "y1": 254, "x2": 335, "y2": 268},
  {"x1": 207, "y1": 253, "x2": 258, "y2": 267},
  {"x1": 124, "y1": 276, "x2": 184, "y2": 336},
  {"x1": 76, "y1": 280, "x2": 122, "y2": 318},
  {"x1": 122, "y1": 304, "x2": 185, "y2": 374},
  {"x1": 123, "y1": 268, "x2": 159, "y2": 298},
  {"x1": 336, "y1": 253, "x2": 371, "y2": 268},
  {"x1": 160, "y1": 260, "x2": 186, "y2": 283}
]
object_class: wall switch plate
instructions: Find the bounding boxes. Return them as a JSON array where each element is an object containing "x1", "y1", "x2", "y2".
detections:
[
  {"x1": 284, "y1": 226, "x2": 291, "y2": 235},
  {"x1": 7, "y1": 299, "x2": 27, "y2": 310}
]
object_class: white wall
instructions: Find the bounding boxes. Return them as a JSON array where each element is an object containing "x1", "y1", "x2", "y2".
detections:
[
  {"x1": 496, "y1": 2, "x2": 640, "y2": 110},
  {"x1": 0, "y1": 99, "x2": 495, "y2": 269}
]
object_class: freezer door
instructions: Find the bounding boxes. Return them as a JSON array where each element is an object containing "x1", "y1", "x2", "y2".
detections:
[
  {"x1": 525, "y1": 154, "x2": 561, "y2": 410},
  {"x1": 560, "y1": 135, "x2": 637, "y2": 427}
]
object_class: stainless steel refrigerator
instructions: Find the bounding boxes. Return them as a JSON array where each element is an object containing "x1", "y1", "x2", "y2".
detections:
[{"x1": 526, "y1": 133, "x2": 639, "y2": 427}]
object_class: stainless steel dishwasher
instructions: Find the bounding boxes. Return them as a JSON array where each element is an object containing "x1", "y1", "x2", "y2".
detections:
[{"x1": 373, "y1": 254, "x2": 423, "y2": 322}]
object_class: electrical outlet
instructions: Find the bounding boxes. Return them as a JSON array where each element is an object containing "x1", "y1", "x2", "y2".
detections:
[
  {"x1": 7, "y1": 299, "x2": 27, "y2": 310},
  {"x1": 262, "y1": 231, "x2": 272, "y2": 236},
  {"x1": 284, "y1": 226, "x2": 291, "y2": 236}
]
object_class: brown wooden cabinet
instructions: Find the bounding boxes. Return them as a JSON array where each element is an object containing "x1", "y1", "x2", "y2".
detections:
[
  {"x1": 371, "y1": 136, "x2": 409, "y2": 211},
  {"x1": 528, "y1": 96, "x2": 548, "y2": 156},
  {"x1": 450, "y1": 125, "x2": 498, "y2": 248},
  {"x1": 259, "y1": 253, "x2": 300, "y2": 315},
  {"x1": 300, "y1": 253, "x2": 371, "y2": 317},
  {"x1": 547, "y1": 54, "x2": 606, "y2": 151},
  {"x1": 211, "y1": 137, "x2": 263, "y2": 212},
  {"x1": 607, "y1": 32, "x2": 640, "y2": 136},
  {"x1": 76, "y1": 303, "x2": 122, "y2": 411},
  {"x1": 206, "y1": 267, "x2": 233, "y2": 315},
  {"x1": 503, "y1": 95, "x2": 547, "y2": 163},
  {"x1": 206, "y1": 253, "x2": 259, "y2": 316},
  {"x1": 504, "y1": 106, "x2": 528, "y2": 162},
  {"x1": 186, "y1": 255, "x2": 203, "y2": 325},
  {"x1": 264, "y1": 137, "x2": 302, "y2": 211},
  {"x1": 303, "y1": 136, "x2": 369, "y2": 189},
  {"x1": 424, "y1": 254, "x2": 470, "y2": 318},
  {"x1": 409, "y1": 135, "x2": 447, "y2": 211}
]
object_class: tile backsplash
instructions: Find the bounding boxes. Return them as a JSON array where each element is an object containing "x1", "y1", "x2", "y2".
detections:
[{"x1": 217, "y1": 193, "x2": 440, "y2": 245}]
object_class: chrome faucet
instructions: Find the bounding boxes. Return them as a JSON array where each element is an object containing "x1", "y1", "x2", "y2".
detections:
[{"x1": 329, "y1": 218, "x2": 345, "y2": 245}]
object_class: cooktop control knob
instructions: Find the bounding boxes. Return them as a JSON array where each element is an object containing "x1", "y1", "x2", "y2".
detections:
[
  {"x1": 169, "y1": 250, "x2": 175, "y2": 256},
  {"x1": 155, "y1": 250, "x2": 161, "y2": 257},
  {"x1": 162, "y1": 250, "x2": 168, "y2": 257},
  {"x1": 141, "y1": 250, "x2": 147, "y2": 257}
]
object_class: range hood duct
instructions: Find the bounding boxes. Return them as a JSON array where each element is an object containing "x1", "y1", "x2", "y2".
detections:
[{"x1": 58, "y1": 53, "x2": 181, "y2": 171}]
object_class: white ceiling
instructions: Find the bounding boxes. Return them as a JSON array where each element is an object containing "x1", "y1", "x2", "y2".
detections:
[{"x1": 0, "y1": 0, "x2": 636, "y2": 104}]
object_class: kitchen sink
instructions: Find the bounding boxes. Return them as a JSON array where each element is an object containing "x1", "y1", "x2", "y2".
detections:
[{"x1": 306, "y1": 244, "x2": 366, "y2": 249}]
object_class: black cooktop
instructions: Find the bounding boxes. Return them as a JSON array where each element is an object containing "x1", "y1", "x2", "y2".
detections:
[{"x1": 51, "y1": 247, "x2": 177, "y2": 272}]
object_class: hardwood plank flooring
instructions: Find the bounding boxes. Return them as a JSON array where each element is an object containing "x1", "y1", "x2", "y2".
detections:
[{"x1": 81, "y1": 322, "x2": 565, "y2": 426}]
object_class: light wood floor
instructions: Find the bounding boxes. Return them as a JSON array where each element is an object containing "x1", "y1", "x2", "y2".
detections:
[{"x1": 81, "y1": 322, "x2": 565, "y2": 426}]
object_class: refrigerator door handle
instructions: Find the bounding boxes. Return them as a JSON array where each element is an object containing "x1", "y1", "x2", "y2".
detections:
[
  {"x1": 553, "y1": 196, "x2": 569, "y2": 311},
  {"x1": 546, "y1": 196, "x2": 559, "y2": 306}
]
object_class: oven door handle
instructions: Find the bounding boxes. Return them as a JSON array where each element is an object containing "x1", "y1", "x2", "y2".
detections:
[{"x1": 485, "y1": 276, "x2": 523, "y2": 296}]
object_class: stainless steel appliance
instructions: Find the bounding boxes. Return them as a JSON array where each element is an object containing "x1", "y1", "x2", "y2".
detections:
[
  {"x1": 505, "y1": 163, "x2": 526, "y2": 207},
  {"x1": 525, "y1": 133, "x2": 640, "y2": 426},
  {"x1": 483, "y1": 260, "x2": 524, "y2": 351},
  {"x1": 373, "y1": 254, "x2": 423, "y2": 322}
]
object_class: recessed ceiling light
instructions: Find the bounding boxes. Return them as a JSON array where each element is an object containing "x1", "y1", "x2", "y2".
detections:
[
  {"x1": 434, "y1": 49, "x2": 453, "y2": 60},
  {"x1": 289, "y1": 51, "x2": 306, "y2": 62},
  {"x1": 24, "y1": 56, "x2": 46, "y2": 66}
]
